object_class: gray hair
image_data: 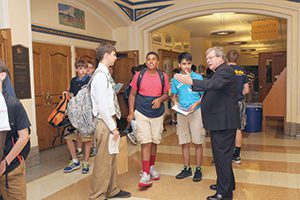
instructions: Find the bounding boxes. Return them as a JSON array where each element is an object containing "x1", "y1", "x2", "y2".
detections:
[{"x1": 206, "y1": 46, "x2": 227, "y2": 62}]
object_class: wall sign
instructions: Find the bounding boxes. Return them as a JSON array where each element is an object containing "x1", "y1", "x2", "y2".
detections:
[
  {"x1": 12, "y1": 45, "x2": 31, "y2": 99},
  {"x1": 251, "y1": 19, "x2": 278, "y2": 40}
]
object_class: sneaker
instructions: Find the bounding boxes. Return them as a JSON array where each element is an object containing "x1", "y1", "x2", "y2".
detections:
[
  {"x1": 192, "y1": 167, "x2": 202, "y2": 182},
  {"x1": 169, "y1": 120, "x2": 177, "y2": 125},
  {"x1": 127, "y1": 132, "x2": 137, "y2": 145},
  {"x1": 89, "y1": 147, "x2": 96, "y2": 157},
  {"x1": 82, "y1": 163, "x2": 90, "y2": 174},
  {"x1": 175, "y1": 166, "x2": 192, "y2": 179},
  {"x1": 232, "y1": 156, "x2": 241, "y2": 164},
  {"x1": 63, "y1": 161, "x2": 80, "y2": 173},
  {"x1": 109, "y1": 190, "x2": 131, "y2": 198},
  {"x1": 138, "y1": 172, "x2": 152, "y2": 188},
  {"x1": 123, "y1": 127, "x2": 133, "y2": 134},
  {"x1": 76, "y1": 149, "x2": 83, "y2": 158},
  {"x1": 150, "y1": 165, "x2": 160, "y2": 180}
]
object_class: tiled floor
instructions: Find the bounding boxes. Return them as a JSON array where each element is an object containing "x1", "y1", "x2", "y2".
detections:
[{"x1": 26, "y1": 120, "x2": 300, "y2": 199}]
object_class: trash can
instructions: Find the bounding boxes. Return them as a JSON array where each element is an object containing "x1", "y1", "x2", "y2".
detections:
[{"x1": 244, "y1": 103, "x2": 262, "y2": 132}]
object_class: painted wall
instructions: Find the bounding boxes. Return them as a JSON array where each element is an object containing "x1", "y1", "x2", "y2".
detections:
[
  {"x1": 190, "y1": 37, "x2": 212, "y2": 67},
  {"x1": 150, "y1": 24, "x2": 190, "y2": 54},
  {"x1": 6, "y1": 0, "x2": 39, "y2": 147}
]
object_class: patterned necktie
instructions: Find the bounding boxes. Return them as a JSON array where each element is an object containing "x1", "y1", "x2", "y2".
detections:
[{"x1": 107, "y1": 73, "x2": 121, "y2": 119}]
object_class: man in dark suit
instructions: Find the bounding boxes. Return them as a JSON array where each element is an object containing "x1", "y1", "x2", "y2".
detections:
[{"x1": 175, "y1": 46, "x2": 240, "y2": 200}]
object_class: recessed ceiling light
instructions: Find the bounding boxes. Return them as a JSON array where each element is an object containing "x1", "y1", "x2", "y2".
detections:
[
  {"x1": 210, "y1": 30, "x2": 236, "y2": 36},
  {"x1": 228, "y1": 41, "x2": 247, "y2": 45}
]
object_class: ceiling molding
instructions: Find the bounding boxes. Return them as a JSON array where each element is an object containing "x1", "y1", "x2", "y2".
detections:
[{"x1": 114, "y1": 0, "x2": 174, "y2": 22}]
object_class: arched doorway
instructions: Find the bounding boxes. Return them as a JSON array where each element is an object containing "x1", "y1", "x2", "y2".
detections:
[{"x1": 134, "y1": 1, "x2": 299, "y2": 136}]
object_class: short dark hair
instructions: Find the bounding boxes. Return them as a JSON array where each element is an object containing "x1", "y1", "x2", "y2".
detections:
[
  {"x1": 227, "y1": 50, "x2": 240, "y2": 63},
  {"x1": 0, "y1": 59, "x2": 7, "y2": 73},
  {"x1": 146, "y1": 51, "x2": 159, "y2": 60},
  {"x1": 96, "y1": 44, "x2": 116, "y2": 62},
  {"x1": 191, "y1": 64, "x2": 197, "y2": 72},
  {"x1": 173, "y1": 68, "x2": 180, "y2": 74},
  {"x1": 87, "y1": 60, "x2": 95, "y2": 67},
  {"x1": 75, "y1": 59, "x2": 87, "y2": 69},
  {"x1": 178, "y1": 52, "x2": 192, "y2": 63}
]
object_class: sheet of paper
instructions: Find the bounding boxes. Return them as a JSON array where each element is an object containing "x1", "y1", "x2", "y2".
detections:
[
  {"x1": 114, "y1": 83, "x2": 124, "y2": 94},
  {"x1": 172, "y1": 104, "x2": 191, "y2": 116},
  {"x1": 108, "y1": 134, "x2": 120, "y2": 154}
]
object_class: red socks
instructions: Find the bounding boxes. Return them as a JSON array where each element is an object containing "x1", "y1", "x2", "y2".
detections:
[
  {"x1": 150, "y1": 155, "x2": 156, "y2": 166},
  {"x1": 142, "y1": 161, "x2": 150, "y2": 174}
]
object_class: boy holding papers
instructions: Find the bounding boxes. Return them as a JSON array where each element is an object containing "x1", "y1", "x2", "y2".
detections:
[{"x1": 171, "y1": 52, "x2": 206, "y2": 182}]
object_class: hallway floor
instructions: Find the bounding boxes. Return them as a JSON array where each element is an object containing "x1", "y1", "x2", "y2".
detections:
[{"x1": 27, "y1": 120, "x2": 300, "y2": 200}]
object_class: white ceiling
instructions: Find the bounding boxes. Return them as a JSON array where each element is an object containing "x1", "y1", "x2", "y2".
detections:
[{"x1": 174, "y1": 13, "x2": 287, "y2": 54}]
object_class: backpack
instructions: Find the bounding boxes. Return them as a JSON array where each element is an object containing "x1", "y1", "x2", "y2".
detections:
[
  {"x1": 122, "y1": 79, "x2": 132, "y2": 106},
  {"x1": 47, "y1": 91, "x2": 70, "y2": 127},
  {"x1": 137, "y1": 68, "x2": 165, "y2": 95},
  {"x1": 67, "y1": 71, "x2": 108, "y2": 136}
]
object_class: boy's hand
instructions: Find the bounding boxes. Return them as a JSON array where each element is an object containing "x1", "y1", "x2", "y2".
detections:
[
  {"x1": 111, "y1": 129, "x2": 120, "y2": 141},
  {"x1": 188, "y1": 102, "x2": 198, "y2": 113},
  {"x1": 152, "y1": 98, "x2": 162, "y2": 109},
  {"x1": 127, "y1": 113, "x2": 134, "y2": 124}
]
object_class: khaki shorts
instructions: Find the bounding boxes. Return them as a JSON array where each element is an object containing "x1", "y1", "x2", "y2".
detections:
[
  {"x1": 177, "y1": 109, "x2": 206, "y2": 145},
  {"x1": 238, "y1": 100, "x2": 247, "y2": 130},
  {"x1": 64, "y1": 132, "x2": 92, "y2": 142},
  {"x1": 0, "y1": 161, "x2": 26, "y2": 200},
  {"x1": 134, "y1": 110, "x2": 164, "y2": 144}
]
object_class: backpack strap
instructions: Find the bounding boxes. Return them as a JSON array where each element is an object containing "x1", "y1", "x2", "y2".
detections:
[
  {"x1": 137, "y1": 68, "x2": 147, "y2": 93},
  {"x1": 137, "y1": 68, "x2": 165, "y2": 95}
]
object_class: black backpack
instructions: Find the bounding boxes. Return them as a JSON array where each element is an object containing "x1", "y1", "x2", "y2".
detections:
[{"x1": 137, "y1": 68, "x2": 165, "y2": 95}]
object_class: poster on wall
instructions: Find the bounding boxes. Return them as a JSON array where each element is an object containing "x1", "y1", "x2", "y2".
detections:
[{"x1": 58, "y1": 3, "x2": 85, "y2": 29}]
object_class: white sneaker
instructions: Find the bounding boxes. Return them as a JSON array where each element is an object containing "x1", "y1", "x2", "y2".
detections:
[
  {"x1": 150, "y1": 165, "x2": 160, "y2": 180},
  {"x1": 138, "y1": 172, "x2": 152, "y2": 188}
]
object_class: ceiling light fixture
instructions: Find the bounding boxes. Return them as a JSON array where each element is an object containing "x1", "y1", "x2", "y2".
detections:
[
  {"x1": 210, "y1": 30, "x2": 235, "y2": 36},
  {"x1": 210, "y1": 13, "x2": 235, "y2": 36},
  {"x1": 228, "y1": 41, "x2": 247, "y2": 45}
]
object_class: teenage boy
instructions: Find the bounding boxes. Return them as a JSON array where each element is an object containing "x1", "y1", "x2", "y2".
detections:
[
  {"x1": 227, "y1": 50, "x2": 249, "y2": 164},
  {"x1": 127, "y1": 52, "x2": 170, "y2": 188},
  {"x1": 89, "y1": 44, "x2": 131, "y2": 199},
  {"x1": 0, "y1": 60, "x2": 31, "y2": 200},
  {"x1": 172, "y1": 52, "x2": 206, "y2": 182},
  {"x1": 76, "y1": 60, "x2": 97, "y2": 158},
  {"x1": 64, "y1": 59, "x2": 92, "y2": 174}
]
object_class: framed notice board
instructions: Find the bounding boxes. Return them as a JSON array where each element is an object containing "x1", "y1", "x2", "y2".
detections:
[{"x1": 12, "y1": 45, "x2": 31, "y2": 99}]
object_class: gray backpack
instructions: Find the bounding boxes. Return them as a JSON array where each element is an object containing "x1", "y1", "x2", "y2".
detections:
[{"x1": 67, "y1": 71, "x2": 99, "y2": 136}]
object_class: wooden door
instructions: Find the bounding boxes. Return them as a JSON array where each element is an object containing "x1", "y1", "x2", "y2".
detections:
[
  {"x1": 33, "y1": 42, "x2": 71, "y2": 150},
  {"x1": 258, "y1": 51, "x2": 286, "y2": 102},
  {"x1": 75, "y1": 47, "x2": 96, "y2": 64},
  {"x1": 113, "y1": 51, "x2": 139, "y2": 118},
  {"x1": 0, "y1": 29, "x2": 13, "y2": 84}
]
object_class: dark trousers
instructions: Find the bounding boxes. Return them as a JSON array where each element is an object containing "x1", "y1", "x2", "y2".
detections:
[{"x1": 210, "y1": 129, "x2": 236, "y2": 198}]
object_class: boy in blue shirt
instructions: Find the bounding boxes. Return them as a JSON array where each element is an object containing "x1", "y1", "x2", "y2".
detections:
[{"x1": 171, "y1": 52, "x2": 206, "y2": 182}]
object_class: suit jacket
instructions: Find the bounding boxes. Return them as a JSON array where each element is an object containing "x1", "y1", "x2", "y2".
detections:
[{"x1": 192, "y1": 63, "x2": 240, "y2": 131}]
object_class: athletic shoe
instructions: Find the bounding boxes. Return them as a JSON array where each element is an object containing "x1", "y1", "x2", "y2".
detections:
[
  {"x1": 175, "y1": 166, "x2": 192, "y2": 179},
  {"x1": 232, "y1": 156, "x2": 241, "y2": 164},
  {"x1": 63, "y1": 161, "x2": 80, "y2": 173},
  {"x1": 150, "y1": 165, "x2": 160, "y2": 180},
  {"x1": 127, "y1": 132, "x2": 137, "y2": 145},
  {"x1": 138, "y1": 172, "x2": 152, "y2": 188},
  {"x1": 82, "y1": 163, "x2": 90, "y2": 174},
  {"x1": 192, "y1": 167, "x2": 202, "y2": 182}
]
